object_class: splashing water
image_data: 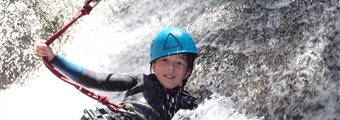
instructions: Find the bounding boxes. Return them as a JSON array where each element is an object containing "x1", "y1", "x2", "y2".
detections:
[
  {"x1": 1, "y1": 0, "x2": 340, "y2": 120},
  {"x1": 173, "y1": 94, "x2": 263, "y2": 120}
]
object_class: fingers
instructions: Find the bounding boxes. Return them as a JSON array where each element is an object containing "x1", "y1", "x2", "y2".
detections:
[
  {"x1": 34, "y1": 41, "x2": 55, "y2": 61},
  {"x1": 35, "y1": 41, "x2": 47, "y2": 57},
  {"x1": 35, "y1": 47, "x2": 48, "y2": 57}
]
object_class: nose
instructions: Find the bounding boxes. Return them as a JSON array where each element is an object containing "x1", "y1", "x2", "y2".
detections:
[{"x1": 166, "y1": 62, "x2": 176, "y2": 73}]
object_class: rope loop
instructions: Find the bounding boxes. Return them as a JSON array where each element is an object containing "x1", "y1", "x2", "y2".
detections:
[{"x1": 42, "y1": 0, "x2": 123, "y2": 113}]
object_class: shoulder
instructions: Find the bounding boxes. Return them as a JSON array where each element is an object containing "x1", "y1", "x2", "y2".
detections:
[
  {"x1": 123, "y1": 74, "x2": 157, "y2": 86},
  {"x1": 131, "y1": 74, "x2": 162, "y2": 91},
  {"x1": 131, "y1": 74, "x2": 158, "y2": 82}
]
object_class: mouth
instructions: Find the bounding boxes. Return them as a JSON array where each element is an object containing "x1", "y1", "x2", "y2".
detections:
[{"x1": 163, "y1": 74, "x2": 175, "y2": 79}]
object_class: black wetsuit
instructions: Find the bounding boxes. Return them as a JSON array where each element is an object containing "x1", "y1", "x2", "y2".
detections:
[{"x1": 50, "y1": 55, "x2": 197, "y2": 120}]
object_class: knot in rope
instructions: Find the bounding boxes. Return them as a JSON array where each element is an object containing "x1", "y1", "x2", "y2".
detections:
[
  {"x1": 81, "y1": 4, "x2": 93, "y2": 15},
  {"x1": 98, "y1": 94, "x2": 110, "y2": 105}
]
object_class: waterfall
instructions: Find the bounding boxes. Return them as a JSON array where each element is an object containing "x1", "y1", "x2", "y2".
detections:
[{"x1": 1, "y1": 0, "x2": 339, "y2": 120}]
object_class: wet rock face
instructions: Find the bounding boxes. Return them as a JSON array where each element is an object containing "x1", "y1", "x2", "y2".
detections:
[
  {"x1": 1, "y1": 0, "x2": 339, "y2": 119},
  {"x1": 0, "y1": 1, "x2": 78, "y2": 90},
  {"x1": 186, "y1": 0, "x2": 340, "y2": 119}
]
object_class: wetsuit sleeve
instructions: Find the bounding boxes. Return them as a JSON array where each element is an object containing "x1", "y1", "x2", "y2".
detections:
[
  {"x1": 79, "y1": 70, "x2": 137, "y2": 91},
  {"x1": 50, "y1": 55, "x2": 84, "y2": 81},
  {"x1": 50, "y1": 54, "x2": 137, "y2": 91}
]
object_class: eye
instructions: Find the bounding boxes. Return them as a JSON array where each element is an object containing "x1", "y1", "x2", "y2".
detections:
[
  {"x1": 174, "y1": 60, "x2": 186, "y2": 69},
  {"x1": 175, "y1": 61, "x2": 183, "y2": 66}
]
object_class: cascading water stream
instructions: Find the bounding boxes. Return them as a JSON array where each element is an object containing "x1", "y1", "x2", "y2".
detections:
[{"x1": 1, "y1": 0, "x2": 339, "y2": 120}]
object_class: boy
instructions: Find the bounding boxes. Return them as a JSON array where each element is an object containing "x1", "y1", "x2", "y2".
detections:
[{"x1": 35, "y1": 27, "x2": 198, "y2": 120}]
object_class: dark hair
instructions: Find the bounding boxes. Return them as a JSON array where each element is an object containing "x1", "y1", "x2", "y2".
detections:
[
  {"x1": 150, "y1": 53, "x2": 197, "y2": 87},
  {"x1": 183, "y1": 53, "x2": 196, "y2": 77},
  {"x1": 181, "y1": 53, "x2": 196, "y2": 87}
]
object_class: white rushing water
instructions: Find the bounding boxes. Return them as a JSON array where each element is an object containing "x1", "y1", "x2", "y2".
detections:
[
  {"x1": 0, "y1": 0, "x2": 262, "y2": 120},
  {"x1": 173, "y1": 94, "x2": 263, "y2": 120}
]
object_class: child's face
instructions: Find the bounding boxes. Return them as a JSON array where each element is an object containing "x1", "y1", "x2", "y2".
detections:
[{"x1": 152, "y1": 54, "x2": 191, "y2": 89}]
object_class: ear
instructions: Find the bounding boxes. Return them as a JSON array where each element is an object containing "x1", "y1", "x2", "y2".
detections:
[{"x1": 151, "y1": 62, "x2": 156, "y2": 73}]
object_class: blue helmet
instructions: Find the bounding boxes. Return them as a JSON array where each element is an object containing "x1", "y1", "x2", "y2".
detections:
[{"x1": 150, "y1": 27, "x2": 198, "y2": 62}]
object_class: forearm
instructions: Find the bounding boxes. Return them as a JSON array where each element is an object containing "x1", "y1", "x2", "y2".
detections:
[
  {"x1": 50, "y1": 55, "x2": 137, "y2": 91},
  {"x1": 50, "y1": 55, "x2": 84, "y2": 81},
  {"x1": 80, "y1": 70, "x2": 137, "y2": 91}
]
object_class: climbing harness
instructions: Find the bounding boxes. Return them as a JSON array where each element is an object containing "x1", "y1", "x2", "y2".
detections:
[
  {"x1": 82, "y1": 103, "x2": 137, "y2": 120},
  {"x1": 118, "y1": 102, "x2": 137, "y2": 119},
  {"x1": 41, "y1": 0, "x2": 132, "y2": 115}
]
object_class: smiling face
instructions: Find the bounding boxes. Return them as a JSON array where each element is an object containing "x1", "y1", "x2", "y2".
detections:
[{"x1": 152, "y1": 54, "x2": 191, "y2": 89}]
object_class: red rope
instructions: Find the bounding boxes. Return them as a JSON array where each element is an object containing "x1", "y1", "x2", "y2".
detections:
[{"x1": 42, "y1": 0, "x2": 123, "y2": 112}]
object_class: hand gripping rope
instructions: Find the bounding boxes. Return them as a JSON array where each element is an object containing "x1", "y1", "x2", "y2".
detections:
[{"x1": 42, "y1": 0, "x2": 124, "y2": 113}]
